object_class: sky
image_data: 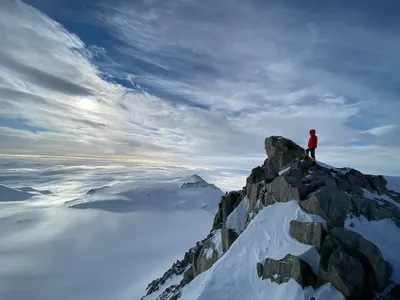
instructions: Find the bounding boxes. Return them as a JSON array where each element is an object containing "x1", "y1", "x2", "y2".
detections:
[{"x1": 0, "y1": 0, "x2": 400, "y2": 176}]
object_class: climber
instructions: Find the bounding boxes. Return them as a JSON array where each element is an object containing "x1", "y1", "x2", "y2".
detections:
[{"x1": 305, "y1": 129, "x2": 318, "y2": 165}]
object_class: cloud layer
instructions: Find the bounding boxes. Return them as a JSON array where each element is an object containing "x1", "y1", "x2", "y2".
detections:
[{"x1": 0, "y1": 0, "x2": 400, "y2": 175}]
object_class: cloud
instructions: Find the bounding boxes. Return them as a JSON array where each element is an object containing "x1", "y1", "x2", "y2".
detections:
[{"x1": 0, "y1": 0, "x2": 399, "y2": 176}]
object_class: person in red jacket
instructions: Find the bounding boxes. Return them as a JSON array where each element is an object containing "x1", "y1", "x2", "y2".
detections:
[{"x1": 305, "y1": 129, "x2": 318, "y2": 164}]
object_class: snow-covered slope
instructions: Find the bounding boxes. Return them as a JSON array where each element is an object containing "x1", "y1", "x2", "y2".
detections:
[{"x1": 181, "y1": 201, "x2": 343, "y2": 300}]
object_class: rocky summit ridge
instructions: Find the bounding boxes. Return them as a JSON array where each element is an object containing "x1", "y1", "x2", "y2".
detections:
[{"x1": 142, "y1": 136, "x2": 400, "y2": 300}]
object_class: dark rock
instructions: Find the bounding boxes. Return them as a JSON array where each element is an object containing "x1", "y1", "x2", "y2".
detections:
[
  {"x1": 247, "y1": 166, "x2": 265, "y2": 185},
  {"x1": 365, "y1": 174, "x2": 388, "y2": 195},
  {"x1": 220, "y1": 191, "x2": 243, "y2": 252},
  {"x1": 331, "y1": 227, "x2": 392, "y2": 292},
  {"x1": 222, "y1": 226, "x2": 239, "y2": 253},
  {"x1": 318, "y1": 235, "x2": 374, "y2": 299},
  {"x1": 350, "y1": 194, "x2": 400, "y2": 223},
  {"x1": 260, "y1": 254, "x2": 316, "y2": 288},
  {"x1": 289, "y1": 221, "x2": 326, "y2": 251},
  {"x1": 256, "y1": 263, "x2": 264, "y2": 278},
  {"x1": 264, "y1": 175, "x2": 306, "y2": 206},
  {"x1": 387, "y1": 284, "x2": 400, "y2": 300},
  {"x1": 335, "y1": 168, "x2": 385, "y2": 196},
  {"x1": 264, "y1": 158, "x2": 279, "y2": 183},
  {"x1": 212, "y1": 200, "x2": 223, "y2": 230},
  {"x1": 193, "y1": 237, "x2": 220, "y2": 277},
  {"x1": 321, "y1": 251, "x2": 365, "y2": 298},
  {"x1": 264, "y1": 136, "x2": 305, "y2": 171},
  {"x1": 246, "y1": 182, "x2": 262, "y2": 212},
  {"x1": 299, "y1": 186, "x2": 352, "y2": 228},
  {"x1": 181, "y1": 266, "x2": 195, "y2": 286}
]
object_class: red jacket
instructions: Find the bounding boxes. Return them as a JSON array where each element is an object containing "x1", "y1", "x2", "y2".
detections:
[{"x1": 308, "y1": 129, "x2": 318, "y2": 149}]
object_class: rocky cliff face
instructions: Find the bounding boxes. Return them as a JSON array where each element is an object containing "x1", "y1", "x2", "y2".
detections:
[{"x1": 142, "y1": 136, "x2": 400, "y2": 300}]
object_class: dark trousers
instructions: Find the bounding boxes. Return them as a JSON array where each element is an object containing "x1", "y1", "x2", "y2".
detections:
[{"x1": 306, "y1": 148, "x2": 316, "y2": 158}]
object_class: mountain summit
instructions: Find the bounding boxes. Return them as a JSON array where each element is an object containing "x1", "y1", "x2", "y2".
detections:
[
  {"x1": 181, "y1": 174, "x2": 222, "y2": 191},
  {"x1": 142, "y1": 136, "x2": 400, "y2": 300}
]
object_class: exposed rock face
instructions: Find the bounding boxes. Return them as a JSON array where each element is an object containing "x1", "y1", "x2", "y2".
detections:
[
  {"x1": 246, "y1": 183, "x2": 262, "y2": 212},
  {"x1": 142, "y1": 136, "x2": 399, "y2": 300},
  {"x1": 219, "y1": 191, "x2": 243, "y2": 252},
  {"x1": 318, "y1": 227, "x2": 393, "y2": 299},
  {"x1": 331, "y1": 228, "x2": 392, "y2": 292},
  {"x1": 247, "y1": 166, "x2": 265, "y2": 185},
  {"x1": 264, "y1": 175, "x2": 304, "y2": 205},
  {"x1": 289, "y1": 221, "x2": 326, "y2": 251},
  {"x1": 300, "y1": 186, "x2": 352, "y2": 228},
  {"x1": 264, "y1": 136, "x2": 305, "y2": 172},
  {"x1": 192, "y1": 234, "x2": 221, "y2": 277},
  {"x1": 258, "y1": 254, "x2": 316, "y2": 288},
  {"x1": 321, "y1": 251, "x2": 365, "y2": 298}
]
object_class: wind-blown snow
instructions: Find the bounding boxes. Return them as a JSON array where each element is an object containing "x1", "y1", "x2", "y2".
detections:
[
  {"x1": 226, "y1": 196, "x2": 249, "y2": 234},
  {"x1": 345, "y1": 216, "x2": 400, "y2": 284},
  {"x1": 362, "y1": 188, "x2": 400, "y2": 209},
  {"x1": 180, "y1": 201, "x2": 343, "y2": 300}
]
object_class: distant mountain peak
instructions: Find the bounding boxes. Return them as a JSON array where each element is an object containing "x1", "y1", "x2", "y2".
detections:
[{"x1": 181, "y1": 174, "x2": 222, "y2": 191}]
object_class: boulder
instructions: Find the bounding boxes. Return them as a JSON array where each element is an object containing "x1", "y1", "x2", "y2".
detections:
[
  {"x1": 264, "y1": 175, "x2": 306, "y2": 206},
  {"x1": 319, "y1": 250, "x2": 365, "y2": 298},
  {"x1": 289, "y1": 221, "x2": 326, "y2": 251},
  {"x1": 365, "y1": 174, "x2": 388, "y2": 195},
  {"x1": 264, "y1": 136, "x2": 305, "y2": 171},
  {"x1": 259, "y1": 254, "x2": 316, "y2": 287},
  {"x1": 331, "y1": 227, "x2": 392, "y2": 292},
  {"x1": 299, "y1": 186, "x2": 352, "y2": 228}
]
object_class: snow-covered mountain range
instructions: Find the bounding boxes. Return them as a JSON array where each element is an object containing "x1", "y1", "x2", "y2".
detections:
[
  {"x1": 0, "y1": 169, "x2": 223, "y2": 300},
  {"x1": 1, "y1": 137, "x2": 400, "y2": 300}
]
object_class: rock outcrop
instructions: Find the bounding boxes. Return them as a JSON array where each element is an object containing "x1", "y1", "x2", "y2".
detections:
[
  {"x1": 142, "y1": 136, "x2": 400, "y2": 300},
  {"x1": 289, "y1": 220, "x2": 326, "y2": 251},
  {"x1": 257, "y1": 254, "x2": 317, "y2": 287}
]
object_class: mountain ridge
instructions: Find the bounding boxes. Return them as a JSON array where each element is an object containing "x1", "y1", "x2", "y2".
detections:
[{"x1": 142, "y1": 136, "x2": 400, "y2": 300}]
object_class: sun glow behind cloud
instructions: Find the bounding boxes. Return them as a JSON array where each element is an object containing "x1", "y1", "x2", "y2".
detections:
[
  {"x1": 0, "y1": 0, "x2": 399, "y2": 176},
  {"x1": 78, "y1": 97, "x2": 96, "y2": 111}
]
